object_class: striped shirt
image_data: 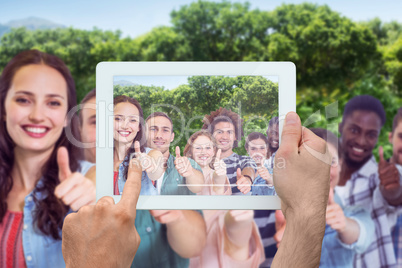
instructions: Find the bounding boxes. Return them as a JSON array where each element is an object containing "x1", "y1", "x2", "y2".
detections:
[
  {"x1": 254, "y1": 210, "x2": 277, "y2": 268},
  {"x1": 392, "y1": 215, "x2": 402, "y2": 266},
  {"x1": 223, "y1": 153, "x2": 256, "y2": 195},
  {"x1": 335, "y1": 156, "x2": 402, "y2": 268},
  {"x1": 0, "y1": 211, "x2": 27, "y2": 268}
]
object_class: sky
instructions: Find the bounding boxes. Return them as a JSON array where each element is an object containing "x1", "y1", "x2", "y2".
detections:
[
  {"x1": 1, "y1": 0, "x2": 402, "y2": 38},
  {"x1": 114, "y1": 75, "x2": 278, "y2": 90}
]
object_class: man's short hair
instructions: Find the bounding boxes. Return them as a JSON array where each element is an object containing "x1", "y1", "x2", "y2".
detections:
[
  {"x1": 79, "y1": 88, "x2": 96, "y2": 125},
  {"x1": 146, "y1": 112, "x2": 174, "y2": 132},
  {"x1": 201, "y1": 107, "x2": 243, "y2": 148},
  {"x1": 310, "y1": 128, "x2": 342, "y2": 158},
  {"x1": 343, "y1": 95, "x2": 386, "y2": 126},
  {"x1": 392, "y1": 107, "x2": 402, "y2": 132}
]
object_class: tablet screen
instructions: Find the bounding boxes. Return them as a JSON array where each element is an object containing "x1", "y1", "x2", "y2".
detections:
[
  {"x1": 96, "y1": 62, "x2": 295, "y2": 209},
  {"x1": 113, "y1": 75, "x2": 278, "y2": 197}
]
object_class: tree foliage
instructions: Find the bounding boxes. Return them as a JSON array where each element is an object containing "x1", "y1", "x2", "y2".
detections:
[
  {"x1": 113, "y1": 76, "x2": 278, "y2": 154},
  {"x1": 0, "y1": 1, "x2": 400, "y2": 157}
]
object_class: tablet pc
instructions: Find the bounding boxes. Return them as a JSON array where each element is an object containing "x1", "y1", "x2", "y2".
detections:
[{"x1": 96, "y1": 62, "x2": 295, "y2": 209}]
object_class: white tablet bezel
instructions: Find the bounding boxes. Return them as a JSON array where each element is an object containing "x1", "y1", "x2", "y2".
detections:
[{"x1": 96, "y1": 62, "x2": 295, "y2": 210}]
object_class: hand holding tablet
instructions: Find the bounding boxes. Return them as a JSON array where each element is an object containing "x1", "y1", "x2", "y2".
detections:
[
  {"x1": 271, "y1": 112, "x2": 331, "y2": 267},
  {"x1": 96, "y1": 62, "x2": 296, "y2": 209},
  {"x1": 63, "y1": 111, "x2": 331, "y2": 267}
]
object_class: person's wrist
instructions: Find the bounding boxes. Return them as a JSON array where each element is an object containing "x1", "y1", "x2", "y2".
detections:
[
  {"x1": 336, "y1": 218, "x2": 349, "y2": 235},
  {"x1": 380, "y1": 183, "x2": 402, "y2": 200},
  {"x1": 284, "y1": 205, "x2": 326, "y2": 226},
  {"x1": 243, "y1": 175, "x2": 253, "y2": 184},
  {"x1": 285, "y1": 208, "x2": 326, "y2": 240}
]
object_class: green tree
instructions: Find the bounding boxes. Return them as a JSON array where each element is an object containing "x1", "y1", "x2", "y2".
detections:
[
  {"x1": 136, "y1": 26, "x2": 191, "y2": 61},
  {"x1": 170, "y1": 1, "x2": 270, "y2": 60},
  {"x1": 0, "y1": 27, "x2": 138, "y2": 101},
  {"x1": 266, "y1": 3, "x2": 380, "y2": 91}
]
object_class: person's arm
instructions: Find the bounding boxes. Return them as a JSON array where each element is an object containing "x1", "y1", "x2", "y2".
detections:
[
  {"x1": 213, "y1": 149, "x2": 228, "y2": 194},
  {"x1": 174, "y1": 146, "x2": 204, "y2": 193},
  {"x1": 223, "y1": 210, "x2": 254, "y2": 261},
  {"x1": 236, "y1": 167, "x2": 255, "y2": 194},
  {"x1": 326, "y1": 190, "x2": 360, "y2": 244},
  {"x1": 272, "y1": 211, "x2": 325, "y2": 267},
  {"x1": 84, "y1": 165, "x2": 96, "y2": 186},
  {"x1": 378, "y1": 146, "x2": 402, "y2": 205},
  {"x1": 184, "y1": 169, "x2": 205, "y2": 193},
  {"x1": 271, "y1": 112, "x2": 331, "y2": 268},
  {"x1": 150, "y1": 210, "x2": 207, "y2": 258},
  {"x1": 242, "y1": 167, "x2": 255, "y2": 182},
  {"x1": 133, "y1": 141, "x2": 164, "y2": 181}
]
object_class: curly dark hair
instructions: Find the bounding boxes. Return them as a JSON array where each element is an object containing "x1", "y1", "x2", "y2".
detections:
[
  {"x1": 113, "y1": 95, "x2": 146, "y2": 181},
  {"x1": 201, "y1": 107, "x2": 244, "y2": 148},
  {"x1": 0, "y1": 50, "x2": 83, "y2": 240}
]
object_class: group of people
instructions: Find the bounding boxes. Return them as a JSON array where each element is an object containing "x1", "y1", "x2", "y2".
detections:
[
  {"x1": 111, "y1": 85, "x2": 402, "y2": 267},
  {"x1": 111, "y1": 90, "x2": 402, "y2": 267},
  {"x1": 111, "y1": 95, "x2": 281, "y2": 266},
  {"x1": 1, "y1": 49, "x2": 402, "y2": 268}
]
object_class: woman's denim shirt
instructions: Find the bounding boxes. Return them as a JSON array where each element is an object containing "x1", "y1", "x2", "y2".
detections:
[{"x1": 22, "y1": 161, "x2": 94, "y2": 268}]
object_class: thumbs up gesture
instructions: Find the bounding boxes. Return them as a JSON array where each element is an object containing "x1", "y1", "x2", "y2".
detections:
[
  {"x1": 326, "y1": 189, "x2": 346, "y2": 233},
  {"x1": 54, "y1": 147, "x2": 96, "y2": 211},
  {"x1": 378, "y1": 146, "x2": 400, "y2": 193},
  {"x1": 134, "y1": 141, "x2": 154, "y2": 173},
  {"x1": 213, "y1": 149, "x2": 227, "y2": 178},
  {"x1": 256, "y1": 158, "x2": 273, "y2": 186},
  {"x1": 174, "y1": 146, "x2": 194, "y2": 177},
  {"x1": 236, "y1": 168, "x2": 251, "y2": 194}
]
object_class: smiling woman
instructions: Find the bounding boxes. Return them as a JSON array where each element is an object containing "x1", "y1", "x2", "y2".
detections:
[
  {"x1": 0, "y1": 50, "x2": 96, "y2": 267},
  {"x1": 112, "y1": 95, "x2": 165, "y2": 195}
]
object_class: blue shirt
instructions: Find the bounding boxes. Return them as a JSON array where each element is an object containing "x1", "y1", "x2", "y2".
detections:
[
  {"x1": 320, "y1": 192, "x2": 375, "y2": 268},
  {"x1": 116, "y1": 153, "x2": 202, "y2": 267},
  {"x1": 131, "y1": 210, "x2": 190, "y2": 268},
  {"x1": 22, "y1": 160, "x2": 94, "y2": 268},
  {"x1": 117, "y1": 153, "x2": 202, "y2": 195},
  {"x1": 117, "y1": 161, "x2": 158, "y2": 195},
  {"x1": 251, "y1": 162, "x2": 276, "y2": 196}
]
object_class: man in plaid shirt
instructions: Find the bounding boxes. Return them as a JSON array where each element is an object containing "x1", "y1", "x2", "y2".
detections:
[
  {"x1": 389, "y1": 108, "x2": 402, "y2": 266},
  {"x1": 335, "y1": 95, "x2": 402, "y2": 268}
]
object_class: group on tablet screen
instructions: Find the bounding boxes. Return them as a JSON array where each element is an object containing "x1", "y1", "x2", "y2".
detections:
[{"x1": 113, "y1": 95, "x2": 279, "y2": 196}]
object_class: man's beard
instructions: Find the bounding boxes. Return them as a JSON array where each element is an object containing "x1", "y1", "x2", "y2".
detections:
[
  {"x1": 344, "y1": 153, "x2": 372, "y2": 170},
  {"x1": 269, "y1": 144, "x2": 278, "y2": 154}
]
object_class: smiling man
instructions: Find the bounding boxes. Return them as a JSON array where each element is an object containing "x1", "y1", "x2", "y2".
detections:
[
  {"x1": 336, "y1": 95, "x2": 402, "y2": 268},
  {"x1": 388, "y1": 107, "x2": 402, "y2": 265},
  {"x1": 127, "y1": 111, "x2": 207, "y2": 268},
  {"x1": 202, "y1": 107, "x2": 256, "y2": 195},
  {"x1": 145, "y1": 111, "x2": 204, "y2": 195},
  {"x1": 266, "y1": 116, "x2": 279, "y2": 158}
]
